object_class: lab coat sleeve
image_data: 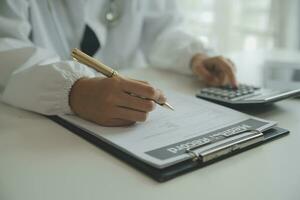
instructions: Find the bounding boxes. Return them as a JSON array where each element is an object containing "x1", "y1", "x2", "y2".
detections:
[
  {"x1": 142, "y1": 0, "x2": 215, "y2": 75},
  {"x1": 0, "y1": 0, "x2": 96, "y2": 115}
]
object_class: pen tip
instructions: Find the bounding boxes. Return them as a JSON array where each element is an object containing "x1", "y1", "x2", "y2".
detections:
[{"x1": 164, "y1": 102, "x2": 175, "y2": 111}]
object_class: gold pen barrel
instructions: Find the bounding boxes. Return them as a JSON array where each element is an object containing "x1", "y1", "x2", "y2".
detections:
[{"x1": 72, "y1": 48, "x2": 117, "y2": 77}]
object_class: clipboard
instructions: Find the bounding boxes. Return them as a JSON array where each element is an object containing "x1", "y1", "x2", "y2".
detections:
[{"x1": 49, "y1": 116, "x2": 289, "y2": 182}]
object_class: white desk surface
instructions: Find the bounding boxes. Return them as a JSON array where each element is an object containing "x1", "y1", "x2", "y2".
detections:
[{"x1": 1, "y1": 52, "x2": 300, "y2": 200}]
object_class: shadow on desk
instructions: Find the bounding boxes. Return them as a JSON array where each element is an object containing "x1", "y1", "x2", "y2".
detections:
[{"x1": 231, "y1": 103, "x2": 288, "y2": 119}]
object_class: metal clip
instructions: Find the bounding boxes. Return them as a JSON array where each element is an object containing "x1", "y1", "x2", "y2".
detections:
[{"x1": 186, "y1": 130, "x2": 264, "y2": 163}]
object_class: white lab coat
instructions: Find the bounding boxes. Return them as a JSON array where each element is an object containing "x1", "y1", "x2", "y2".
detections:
[{"x1": 0, "y1": 0, "x2": 210, "y2": 115}]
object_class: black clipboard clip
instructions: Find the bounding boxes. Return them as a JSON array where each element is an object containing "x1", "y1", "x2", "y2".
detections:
[{"x1": 185, "y1": 129, "x2": 265, "y2": 163}]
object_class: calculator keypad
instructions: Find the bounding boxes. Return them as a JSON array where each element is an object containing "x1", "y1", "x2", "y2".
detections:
[
  {"x1": 199, "y1": 84, "x2": 260, "y2": 100},
  {"x1": 197, "y1": 84, "x2": 300, "y2": 106}
]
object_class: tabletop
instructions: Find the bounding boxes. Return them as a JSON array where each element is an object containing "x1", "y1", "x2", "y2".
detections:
[{"x1": 0, "y1": 50, "x2": 300, "y2": 200}]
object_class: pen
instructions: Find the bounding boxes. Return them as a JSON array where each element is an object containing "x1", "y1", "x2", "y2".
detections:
[{"x1": 71, "y1": 48, "x2": 174, "y2": 111}]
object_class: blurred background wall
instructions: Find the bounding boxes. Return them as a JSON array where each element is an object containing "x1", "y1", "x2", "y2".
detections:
[{"x1": 179, "y1": 0, "x2": 300, "y2": 53}]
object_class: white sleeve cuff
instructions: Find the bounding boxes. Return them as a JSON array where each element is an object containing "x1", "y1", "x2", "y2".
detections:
[
  {"x1": 2, "y1": 60, "x2": 97, "y2": 115},
  {"x1": 56, "y1": 67, "x2": 86, "y2": 114},
  {"x1": 148, "y1": 27, "x2": 216, "y2": 75}
]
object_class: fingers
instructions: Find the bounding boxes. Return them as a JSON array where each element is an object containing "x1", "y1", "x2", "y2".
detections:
[
  {"x1": 193, "y1": 62, "x2": 215, "y2": 83},
  {"x1": 107, "y1": 77, "x2": 165, "y2": 124},
  {"x1": 116, "y1": 92, "x2": 156, "y2": 112},
  {"x1": 219, "y1": 58, "x2": 237, "y2": 87},
  {"x1": 156, "y1": 89, "x2": 167, "y2": 104},
  {"x1": 121, "y1": 78, "x2": 167, "y2": 104},
  {"x1": 203, "y1": 56, "x2": 238, "y2": 87}
]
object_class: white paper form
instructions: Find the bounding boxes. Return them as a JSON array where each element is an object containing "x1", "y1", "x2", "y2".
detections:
[{"x1": 60, "y1": 91, "x2": 276, "y2": 168}]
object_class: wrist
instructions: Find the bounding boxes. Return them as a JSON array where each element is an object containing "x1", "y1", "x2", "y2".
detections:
[{"x1": 69, "y1": 77, "x2": 90, "y2": 114}]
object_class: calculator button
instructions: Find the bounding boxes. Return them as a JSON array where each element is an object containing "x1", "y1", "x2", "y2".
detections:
[
  {"x1": 201, "y1": 88, "x2": 210, "y2": 92},
  {"x1": 198, "y1": 84, "x2": 260, "y2": 101}
]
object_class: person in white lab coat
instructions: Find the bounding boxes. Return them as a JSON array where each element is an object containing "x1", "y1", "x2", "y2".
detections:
[{"x1": 0, "y1": 0, "x2": 237, "y2": 126}]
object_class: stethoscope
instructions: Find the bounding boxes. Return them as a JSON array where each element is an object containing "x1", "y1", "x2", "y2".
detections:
[
  {"x1": 47, "y1": 0, "x2": 123, "y2": 34},
  {"x1": 46, "y1": 0, "x2": 123, "y2": 57},
  {"x1": 103, "y1": 0, "x2": 123, "y2": 27}
]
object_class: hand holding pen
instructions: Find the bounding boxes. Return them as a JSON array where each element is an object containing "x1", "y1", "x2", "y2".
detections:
[{"x1": 69, "y1": 48, "x2": 173, "y2": 127}]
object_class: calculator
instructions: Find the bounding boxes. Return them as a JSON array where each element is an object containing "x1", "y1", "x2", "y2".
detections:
[{"x1": 196, "y1": 84, "x2": 300, "y2": 107}]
